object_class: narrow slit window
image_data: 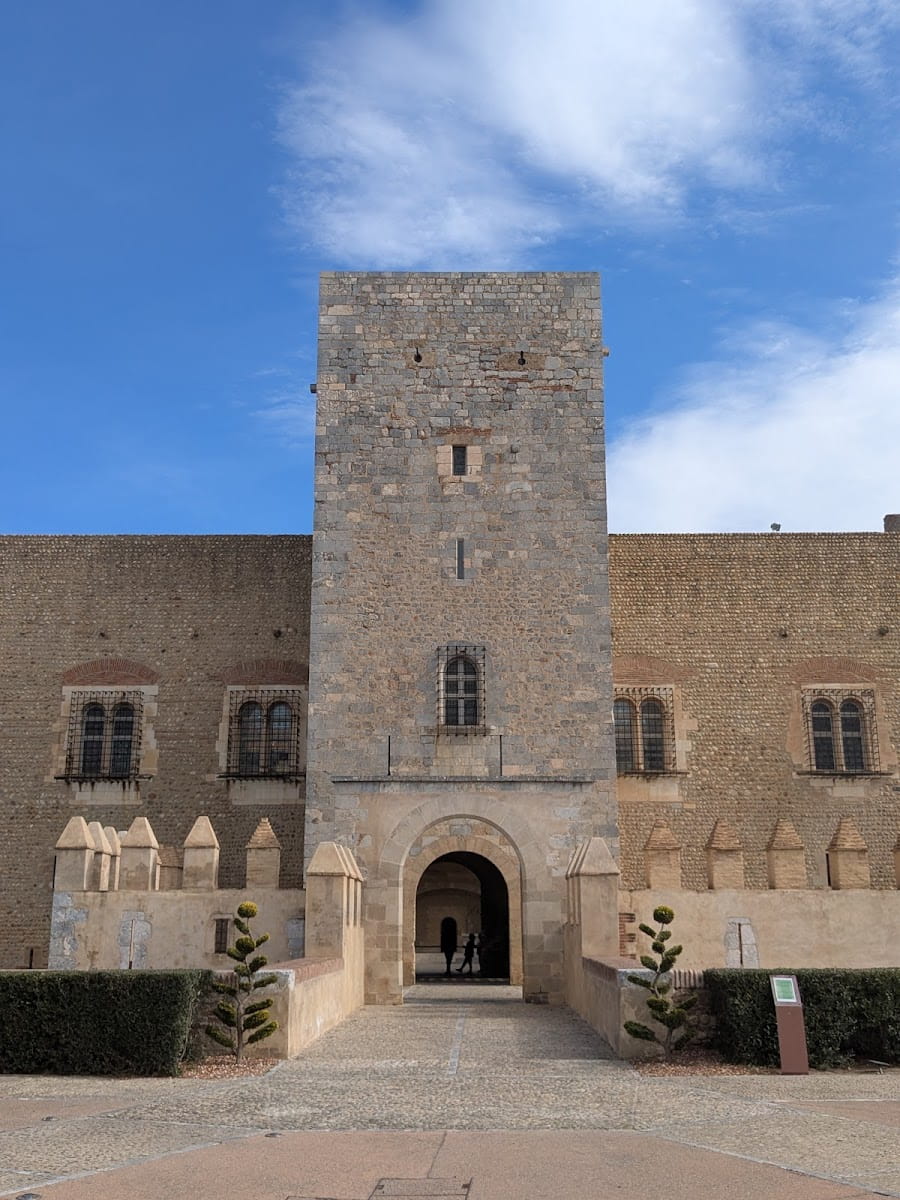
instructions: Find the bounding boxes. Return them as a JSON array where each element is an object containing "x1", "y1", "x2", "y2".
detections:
[
  {"x1": 214, "y1": 917, "x2": 230, "y2": 954},
  {"x1": 452, "y1": 445, "x2": 467, "y2": 476},
  {"x1": 456, "y1": 538, "x2": 465, "y2": 580}
]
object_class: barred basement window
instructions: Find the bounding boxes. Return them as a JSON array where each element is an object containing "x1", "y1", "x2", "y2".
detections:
[
  {"x1": 226, "y1": 690, "x2": 304, "y2": 777},
  {"x1": 613, "y1": 688, "x2": 675, "y2": 773},
  {"x1": 805, "y1": 690, "x2": 877, "y2": 773},
  {"x1": 438, "y1": 644, "x2": 485, "y2": 732},
  {"x1": 64, "y1": 691, "x2": 143, "y2": 780}
]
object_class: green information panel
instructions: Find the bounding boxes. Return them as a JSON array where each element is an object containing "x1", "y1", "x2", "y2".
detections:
[{"x1": 771, "y1": 975, "x2": 798, "y2": 1004}]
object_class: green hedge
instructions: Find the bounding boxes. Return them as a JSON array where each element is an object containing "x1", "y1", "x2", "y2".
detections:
[
  {"x1": 0, "y1": 970, "x2": 212, "y2": 1076},
  {"x1": 706, "y1": 968, "x2": 900, "y2": 1068}
]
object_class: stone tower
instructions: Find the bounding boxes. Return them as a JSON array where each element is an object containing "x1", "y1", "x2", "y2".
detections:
[{"x1": 305, "y1": 272, "x2": 617, "y2": 1002}]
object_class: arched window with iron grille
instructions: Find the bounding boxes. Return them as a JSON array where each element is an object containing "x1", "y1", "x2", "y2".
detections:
[
  {"x1": 109, "y1": 702, "x2": 135, "y2": 777},
  {"x1": 444, "y1": 655, "x2": 479, "y2": 726},
  {"x1": 612, "y1": 688, "x2": 675, "y2": 773},
  {"x1": 640, "y1": 698, "x2": 666, "y2": 771},
  {"x1": 237, "y1": 701, "x2": 263, "y2": 775},
  {"x1": 811, "y1": 700, "x2": 837, "y2": 770},
  {"x1": 840, "y1": 700, "x2": 867, "y2": 772},
  {"x1": 226, "y1": 689, "x2": 305, "y2": 778},
  {"x1": 613, "y1": 698, "x2": 637, "y2": 771},
  {"x1": 267, "y1": 701, "x2": 294, "y2": 774},
  {"x1": 80, "y1": 703, "x2": 106, "y2": 777}
]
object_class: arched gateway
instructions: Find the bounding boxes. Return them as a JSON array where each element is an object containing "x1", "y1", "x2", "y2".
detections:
[{"x1": 403, "y1": 819, "x2": 524, "y2": 986}]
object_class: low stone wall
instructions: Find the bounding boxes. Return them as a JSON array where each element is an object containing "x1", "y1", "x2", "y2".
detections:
[
  {"x1": 268, "y1": 923, "x2": 365, "y2": 1058},
  {"x1": 49, "y1": 888, "x2": 305, "y2": 970},
  {"x1": 621, "y1": 888, "x2": 900, "y2": 970},
  {"x1": 565, "y1": 946, "x2": 707, "y2": 1059}
]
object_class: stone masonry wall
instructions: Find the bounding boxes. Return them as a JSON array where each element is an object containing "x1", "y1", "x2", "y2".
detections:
[
  {"x1": 306, "y1": 272, "x2": 617, "y2": 1001},
  {"x1": 609, "y1": 532, "x2": 900, "y2": 891},
  {"x1": 307, "y1": 272, "x2": 616, "y2": 854},
  {"x1": 0, "y1": 535, "x2": 311, "y2": 967}
]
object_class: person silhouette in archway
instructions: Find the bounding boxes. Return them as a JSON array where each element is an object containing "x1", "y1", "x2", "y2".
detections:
[
  {"x1": 440, "y1": 916, "x2": 458, "y2": 977},
  {"x1": 456, "y1": 932, "x2": 476, "y2": 975}
]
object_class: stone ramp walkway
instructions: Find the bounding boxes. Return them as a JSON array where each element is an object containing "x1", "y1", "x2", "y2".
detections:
[{"x1": 0, "y1": 987, "x2": 899, "y2": 1197}]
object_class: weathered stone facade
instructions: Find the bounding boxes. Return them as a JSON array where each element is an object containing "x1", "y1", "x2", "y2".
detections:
[
  {"x1": 0, "y1": 272, "x2": 898, "y2": 998},
  {"x1": 0, "y1": 535, "x2": 311, "y2": 968},
  {"x1": 609, "y1": 533, "x2": 900, "y2": 894}
]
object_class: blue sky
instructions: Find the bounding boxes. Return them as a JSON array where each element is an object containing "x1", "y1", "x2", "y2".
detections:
[{"x1": 3, "y1": 0, "x2": 899, "y2": 534}]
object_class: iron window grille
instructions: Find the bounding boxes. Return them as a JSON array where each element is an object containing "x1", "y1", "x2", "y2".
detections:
[
  {"x1": 64, "y1": 690, "x2": 143, "y2": 781},
  {"x1": 803, "y1": 689, "x2": 878, "y2": 774},
  {"x1": 613, "y1": 688, "x2": 676, "y2": 773},
  {"x1": 225, "y1": 689, "x2": 305, "y2": 778},
  {"x1": 438, "y1": 644, "x2": 485, "y2": 733}
]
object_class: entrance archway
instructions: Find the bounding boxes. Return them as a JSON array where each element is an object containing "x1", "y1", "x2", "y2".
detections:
[
  {"x1": 401, "y1": 818, "x2": 524, "y2": 988},
  {"x1": 414, "y1": 852, "x2": 511, "y2": 980}
]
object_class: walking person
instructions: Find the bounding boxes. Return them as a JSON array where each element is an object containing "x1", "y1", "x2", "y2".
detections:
[{"x1": 456, "y1": 932, "x2": 476, "y2": 975}]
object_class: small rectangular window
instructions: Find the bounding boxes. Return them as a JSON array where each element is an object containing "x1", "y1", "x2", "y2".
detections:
[
  {"x1": 452, "y1": 445, "x2": 467, "y2": 476},
  {"x1": 456, "y1": 538, "x2": 465, "y2": 580},
  {"x1": 214, "y1": 918, "x2": 230, "y2": 955}
]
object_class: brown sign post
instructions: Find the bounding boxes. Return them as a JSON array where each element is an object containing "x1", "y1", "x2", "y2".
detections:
[{"x1": 770, "y1": 973, "x2": 809, "y2": 1074}]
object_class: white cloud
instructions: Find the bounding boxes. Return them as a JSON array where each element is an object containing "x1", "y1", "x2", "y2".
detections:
[
  {"x1": 276, "y1": 0, "x2": 899, "y2": 264},
  {"x1": 607, "y1": 280, "x2": 900, "y2": 532}
]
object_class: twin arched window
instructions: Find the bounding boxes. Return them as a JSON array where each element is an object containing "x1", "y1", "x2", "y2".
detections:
[
  {"x1": 614, "y1": 695, "x2": 670, "y2": 773},
  {"x1": 810, "y1": 698, "x2": 869, "y2": 773},
  {"x1": 77, "y1": 699, "x2": 137, "y2": 778},
  {"x1": 233, "y1": 698, "x2": 299, "y2": 776}
]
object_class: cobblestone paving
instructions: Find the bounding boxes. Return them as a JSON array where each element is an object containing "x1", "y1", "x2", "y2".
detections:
[{"x1": 1, "y1": 987, "x2": 900, "y2": 1197}]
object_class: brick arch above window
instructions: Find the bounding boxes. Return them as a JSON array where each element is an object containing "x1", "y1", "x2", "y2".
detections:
[
  {"x1": 62, "y1": 657, "x2": 159, "y2": 686},
  {"x1": 790, "y1": 657, "x2": 883, "y2": 685},
  {"x1": 612, "y1": 654, "x2": 690, "y2": 686},
  {"x1": 222, "y1": 659, "x2": 308, "y2": 686}
]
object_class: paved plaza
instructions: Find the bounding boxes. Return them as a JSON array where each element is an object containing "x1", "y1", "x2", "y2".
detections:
[{"x1": 1, "y1": 985, "x2": 899, "y2": 1199}]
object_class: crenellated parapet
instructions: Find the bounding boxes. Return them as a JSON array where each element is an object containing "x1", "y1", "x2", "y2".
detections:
[
  {"x1": 766, "y1": 819, "x2": 807, "y2": 888},
  {"x1": 53, "y1": 814, "x2": 290, "y2": 894},
  {"x1": 705, "y1": 819, "x2": 744, "y2": 890},
  {"x1": 827, "y1": 816, "x2": 870, "y2": 889},
  {"x1": 643, "y1": 819, "x2": 681, "y2": 889}
]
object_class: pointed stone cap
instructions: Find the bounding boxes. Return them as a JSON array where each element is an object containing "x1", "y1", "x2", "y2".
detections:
[
  {"x1": 706, "y1": 819, "x2": 741, "y2": 852},
  {"x1": 87, "y1": 821, "x2": 113, "y2": 856},
  {"x1": 828, "y1": 816, "x2": 867, "y2": 851},
  {"x1": 247, "y1": 817, "x2": 280, "y2": 850},
  {"x1": 308, "y1": 840, "x2": 363, "y2": 880},
  {"x1": 183, "y1": 815, "x2": 219, "y2": 849},
  {"x1": 575, "y1": 837, "x2": 619, "y2": 877},
  {"x1": 768, "y1": 819, "x2": 804, "y2": 851},
  {"x1": 56, "y1": 815, "x2": 95, "y2": 851},
  {"x1": 121, "y1": 816, "x2": 159, "y2": 849},
  {"x1": 644, "y1": 819, "x2": 680, "y2": 851},
  {"x1": 157, "y1": 845, "x2": 182, "y2": 869},
  {"x1": 104, "y1": 826, "x2": 121, "y2": 855}
]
